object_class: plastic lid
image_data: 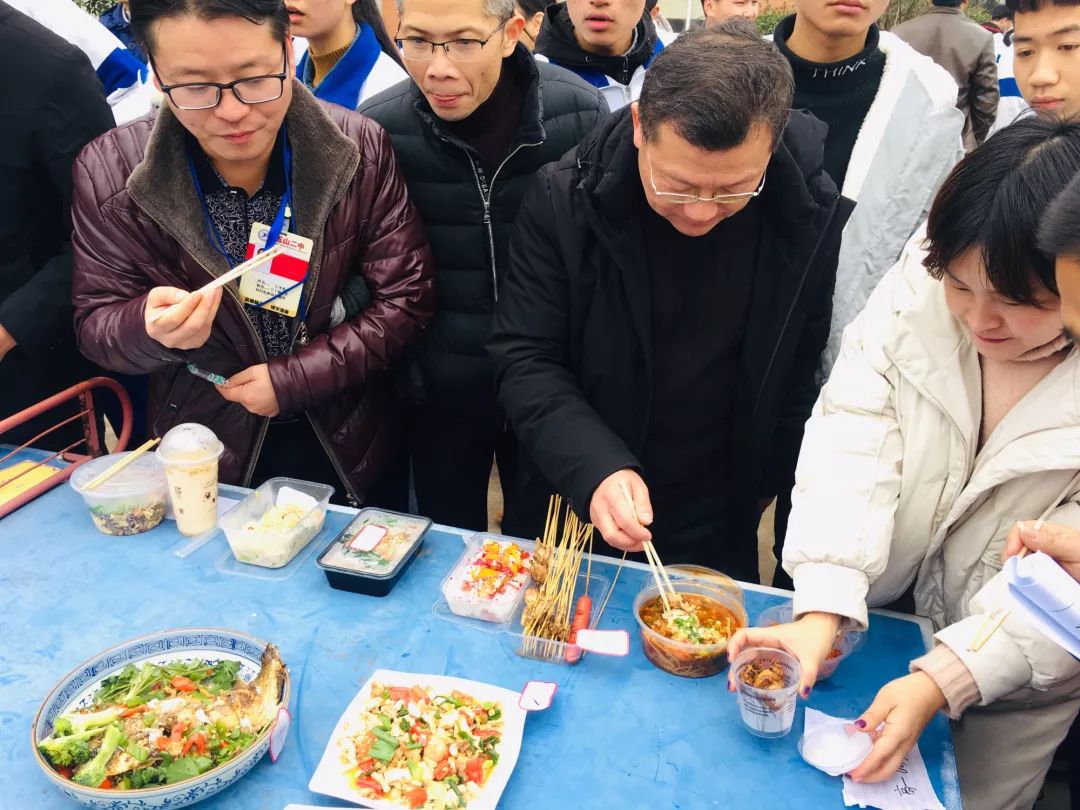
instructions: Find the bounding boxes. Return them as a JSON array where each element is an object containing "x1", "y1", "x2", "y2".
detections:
[
  {"x1": 158, "y1": 423, "x2": 223, "y2": 465},
  {"x1": 70, "y1": 452, "x2": 166, "y2": 498},
  {"x1": 798, "y1": 723, "x2": 873, "y2": 776}
]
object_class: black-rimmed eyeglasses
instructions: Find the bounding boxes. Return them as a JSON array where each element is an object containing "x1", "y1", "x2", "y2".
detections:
[
  {"x1": 396, "y1": 18, "x2": 510, "y2": 63},
  {"x1": 158, "y1": 45, "x2": 289, "y2": 111}
]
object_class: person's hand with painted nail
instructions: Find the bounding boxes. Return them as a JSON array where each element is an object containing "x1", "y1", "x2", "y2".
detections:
[
  {"x1": 726, "y1": 612, "x2": 841, "y2": 697},
  {"x1": 847, "y1": 672, "x2": 947, "y2": 783}
]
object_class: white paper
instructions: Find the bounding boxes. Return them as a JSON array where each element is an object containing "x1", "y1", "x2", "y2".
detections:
[
  {"x1": 575, "y1": 629, "x2": 630, "y2": 656},
  {"x1": 842, "y1": 743, "x2": 944, "y2": 809},
  {"x1": 519, "y1": 680, "x2": 557, "y2": 711},
  {"x1": 276, "y1": 486, "x2": 318, "y2": 512},
  {"x1": 308, "y1": 670, "x2": 526, "y2": 810}
]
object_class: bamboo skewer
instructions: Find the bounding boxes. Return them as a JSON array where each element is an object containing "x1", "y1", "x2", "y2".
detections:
[
  {"x1": 82, "y1": 438, "x2": 160, "y2": 491},
  {"x1": 148, "y1": 245, "x2": 285, "y2": 325},
  {"x1": 969, "y1": 470, "x2": 1080, "y2": 652}
]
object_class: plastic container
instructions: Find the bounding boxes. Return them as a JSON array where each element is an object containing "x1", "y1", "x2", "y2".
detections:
[
  {"x1": 799, "y1": 722, "x2": 873, "y2": 776},
  {"x1": 440, "y1": 537, "x2": 533, "y2": 624},
  {"x1": 158, "y1": 423, "x2": 224, "y2": 536},
  {"x1": 219, "y1": 477, "x2": 333, "y2": 568},
  {"x1": 317, "y1": 509, "x2": 432, "y2": 597},
  {"x1": 665, "y1": 564, "x2": 744, "y2": 601},
  {"x1": 733, "y1": 647, "x2": 802, "y2": 738},
  {"x1": 506, "y1": 569, "x2": 610, "y2": 665},
  {"x1": 69, "y1": 452, "x2": 168, "y2": 536},
  {"x1": 756, "y1": 603, "x2": 866, "y2": 680},
  {"x1": 633, "y1": 580, "x2": 747, "y2": 678}
]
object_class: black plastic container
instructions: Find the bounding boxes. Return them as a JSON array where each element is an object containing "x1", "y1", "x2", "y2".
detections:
[{"x1": 317, "y1": 509, "x2": 432, "y2": 597}]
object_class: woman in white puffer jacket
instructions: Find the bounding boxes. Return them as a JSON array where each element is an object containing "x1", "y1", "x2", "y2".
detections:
[{"x1": 728, "y1": 117, "x2": 1080, "y2": 810}]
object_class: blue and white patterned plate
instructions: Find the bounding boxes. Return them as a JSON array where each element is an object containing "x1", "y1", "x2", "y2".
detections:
[{"x1": 31, "y1": 627, "x2": 290, "y2": 809}]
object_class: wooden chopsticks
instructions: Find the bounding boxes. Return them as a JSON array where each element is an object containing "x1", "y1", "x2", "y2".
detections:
[
  {"x1": 148, "y1": 244, "x2": 285, "y2": 325},
  {"x1": 617, "y1": 480, "x2": 678, "y2": 612},
  {"x1": 968, "y1": 469, "x2": 1080, "y2": 652},
  {"x1": 82, "y1": 438, "x2": 160, "y2": 491}
]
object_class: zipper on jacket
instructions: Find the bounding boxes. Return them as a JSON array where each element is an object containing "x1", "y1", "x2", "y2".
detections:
[
  {"x1": 462, "y1": 141, "x2": 542, "y2": 302},
  {"x1": 130, "y1": 195, "x2": 272, "y2": 487},
  {"x1": 306, "y1": 411, "x2": 362, "y2": 507}
]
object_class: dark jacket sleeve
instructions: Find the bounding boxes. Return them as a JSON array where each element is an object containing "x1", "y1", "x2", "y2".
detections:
[
  {"x1": 490, "y1": 172, "x2": 640, "y2": 516},
  {"x1": 0, "y1": 46, "x2": 112, "y2": 356},
  {"x1": 760, "y1": 196, "x2": 852, "y2": 502},
  {"x1": 268, "y1": 125, "x2": 434, "y2": 415},
  {"x1": 971, "y1": 35, "x2": 999, "y2": 145}
]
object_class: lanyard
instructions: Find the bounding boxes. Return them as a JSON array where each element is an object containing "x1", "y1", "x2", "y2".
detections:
[{"x1": 187, "y1": 127, "x2": 308, "y2": 318}]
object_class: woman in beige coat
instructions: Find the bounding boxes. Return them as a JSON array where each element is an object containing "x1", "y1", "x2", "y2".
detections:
[{"x1": 729, "y1": 117, "x2": 1080, "y2": 810}]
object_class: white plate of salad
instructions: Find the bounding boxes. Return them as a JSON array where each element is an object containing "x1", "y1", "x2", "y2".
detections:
[{"x1": 308, "y1": 669, "x2": 525, "y2": 810}]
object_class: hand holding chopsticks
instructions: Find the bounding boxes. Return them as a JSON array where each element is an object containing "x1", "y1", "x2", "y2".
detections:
[
  {"x1": 616, "y1": 480, "x2": 679, "y2": 613},
  {"x1": 589, "y1": 470, "x2": 653, "y2": 552}
]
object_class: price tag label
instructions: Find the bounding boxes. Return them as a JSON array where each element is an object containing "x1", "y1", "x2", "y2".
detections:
[
  {"x1": 518, "y1": 681, "x2": 557, "y2": 712},
  {"x1": 574, "y1": 629, "x2": 630, "y2": 656},
  {"x1": 347, "y1": 525, "x2": 387, "y2": 553},
  {"x1": 269, "y1": 707, "x2": 291, "y2": 762}
]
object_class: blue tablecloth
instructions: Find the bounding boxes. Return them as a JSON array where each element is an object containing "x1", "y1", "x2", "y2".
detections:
[{"x1": 0, "y1": 479, "x2": 961, "y2": 809}]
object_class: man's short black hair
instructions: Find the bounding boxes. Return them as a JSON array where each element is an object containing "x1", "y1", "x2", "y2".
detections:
[
  {"x1": 129, "y1": 0, "x2": 290, "y2": 57},
  {"x1": 638, "y1": 20, "x2": 793, "y2": 151},
  {"x1": 1006, "y1": 0, "x2": 1080, "y2": 15},
  {"x1": 991, "y1": 3, "x2": 1013, "y2": 18},
  {"x1": 1040, "y1": 173, "x2": 1080, "y2": 262},
  {"x1": 924, "y1": 118, "x2": 1080, "y2": 304},
  {"x1": 932, "y1": 0, "x2": 963, "y2": 7}
]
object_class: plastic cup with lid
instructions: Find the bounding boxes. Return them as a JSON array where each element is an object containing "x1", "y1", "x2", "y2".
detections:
[
  {"x1": 799, "y1": 719, "x2": 873, "y2": 776},
  {"x1": 157, "y1": 423, "x2": 224, "y2": 536}
]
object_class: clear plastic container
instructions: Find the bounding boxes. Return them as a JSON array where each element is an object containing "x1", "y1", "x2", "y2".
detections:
[
  {"x1": 440, "y1": 536, "x2": 534, "y2": 624},
  {"x1": 219, "y1": 477, "x2": 333, "y2": 568},
  {"x1": 506, "y1": 570, "x2": 611, "y2": 665},
  {"x1": 756, "y1": 603, "x2": 866, "y2": 680},
  {"x1": 69, "y1": 452, "x2": 168, "y2": 536},
  {"x1": 733, "y1": 647, "x2": 802, "y2": 738},
  {"x1": 634, "y1": 581, "x2": 747, "y2": 678},
  {"x1": 317, "y1": 509, "x2": 432, "y2": 597}
]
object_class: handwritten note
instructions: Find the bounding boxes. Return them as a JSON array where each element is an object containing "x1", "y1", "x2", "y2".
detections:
[
  {"x1": 842, "y1": 743, "x2": 944, "y2": 810},
  {"x1": 803, "y1": 709, "x2": 944, "y2": 810}
]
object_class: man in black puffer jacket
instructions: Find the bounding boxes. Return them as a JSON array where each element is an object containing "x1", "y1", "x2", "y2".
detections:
[
  {"x1": 360, "y1": 0, "x2": 607, "y2": 530},
  {"x1": 490, "y1": 23, "x2": 853, "y2": 582}
]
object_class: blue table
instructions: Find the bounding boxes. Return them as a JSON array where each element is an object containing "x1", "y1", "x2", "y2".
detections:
[{"x1": 0, "y1": 472, "x2": 961, "y2": 809}]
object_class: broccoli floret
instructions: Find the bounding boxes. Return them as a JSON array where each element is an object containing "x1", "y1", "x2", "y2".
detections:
[
  {"x1": 53, "y1": 706, "x2": 124, "y2": 737},
  {"x1": 72, "y1": 724, "x2": 124, "y2": 788},
  {"x1": 38, "y1": 725, "x2": 109, "y2": 767}
]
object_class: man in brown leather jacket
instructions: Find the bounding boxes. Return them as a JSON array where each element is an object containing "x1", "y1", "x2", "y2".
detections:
[
  {"x1": 70, "y1": 0, "x2": 434, "y2": 506},
  {"x1": 895, "y1": 0, "x2": 999, "y2": 150}
]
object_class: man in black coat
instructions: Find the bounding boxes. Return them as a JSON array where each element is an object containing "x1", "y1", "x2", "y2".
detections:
[
  {"x1": 359, "y1": 0, "x2": 607, "y2": 530},
  {"x1": 490, "y1": 21, "x2": 852, "y2": 582},
  {"x1": 0, "y1": 2, "x2": 115, "y2": 448}
]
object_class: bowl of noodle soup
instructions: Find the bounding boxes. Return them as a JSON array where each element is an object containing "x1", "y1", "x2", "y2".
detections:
[{"x1": 634, "y1": 581, "x2": 747, "y2": 678}]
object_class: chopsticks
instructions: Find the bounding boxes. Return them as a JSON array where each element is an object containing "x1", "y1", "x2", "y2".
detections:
[
  {"x1": 148, "y1": 245, "x2": 285, "y2": 325},
  {"x1": 82, "y1": 438, "x2": 160, "y2": 491},
  {"x1": 617, "y1": 480, "x2": 678, "y2": 612},
  {"x1": 968, "y1": 469, "x2": 1080, "y2": 652}
]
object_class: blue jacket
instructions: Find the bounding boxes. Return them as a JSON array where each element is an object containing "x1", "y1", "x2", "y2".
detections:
[
  {"x1": 297, "y1": 23, "x2": 407, "y2": 110},
  {"x1": 99, "y1": 4, "x2": 144, "y2": 62}
]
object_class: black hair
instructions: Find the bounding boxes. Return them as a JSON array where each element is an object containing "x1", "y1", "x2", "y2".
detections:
[
  {"x1": 924, "y1": 118, "x2": 1080, "y2": 304},
  {"x1": 352, "y1": 0, "x2": 403, "y2": 65},
  {"x1": 1006, "y1": 0, "x2": 1080, "y2": 14},
  {"x1": 515, "y1": 0, "x2": 548, "y2": 14},
  {"x1": 1039, "y1": 172, "x2": 1080, "y2": 262},
  {"x1": 932, "y1": 0, "x2": 963, "y2": 7},
  {"x1": 991, "y1": 3, "x2": 1013, "y2": 18},
  {"x1": 130, "y1": 0, "x2": 289, "y2": 57},
  {"x1": 638, "y1": 21, "x2": 793, "y2": 150}
]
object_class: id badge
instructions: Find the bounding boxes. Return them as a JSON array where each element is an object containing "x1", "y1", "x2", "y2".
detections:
[{"x1": 239, "y1": 222, "x2": 313, "y2": 318}]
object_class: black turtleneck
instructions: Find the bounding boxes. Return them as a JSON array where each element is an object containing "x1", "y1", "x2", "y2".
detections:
[
  {"x1": 773, "y1": 15, "x2": 886, "y2": 190},
  {"x1": 442, "y1": 55, "x2": 525, "y2": 177}
]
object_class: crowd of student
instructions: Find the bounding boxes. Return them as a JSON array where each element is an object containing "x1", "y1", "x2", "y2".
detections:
[{"x1": 6, "y1": 0, "x2": 1080, "y2": 806}]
